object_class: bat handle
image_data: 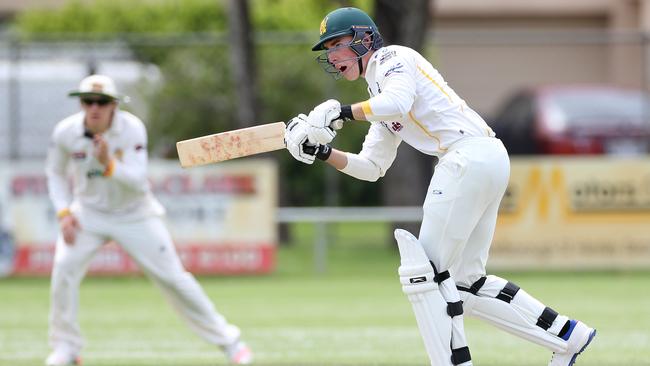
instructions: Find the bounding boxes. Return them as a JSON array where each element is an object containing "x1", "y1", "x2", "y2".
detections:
[{"x1": 330, "y1": 119, "x2": 345, "y2": 130}]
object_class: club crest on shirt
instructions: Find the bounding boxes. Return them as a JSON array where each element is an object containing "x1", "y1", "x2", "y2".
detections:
[
  {"x1": 390, "y1": 121, "x2": 403, "y2": 132},
  {"x1": 86, "y1": 169, "x2": 104, "y2": 179},
  {"x1": 384, "y1": 63, "x2": 404, "y2": 78}
]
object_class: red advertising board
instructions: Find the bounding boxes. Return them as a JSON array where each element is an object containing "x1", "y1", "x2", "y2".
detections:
[{"x1": 0, "y1": 159, "x2": 278, "y2": 276}]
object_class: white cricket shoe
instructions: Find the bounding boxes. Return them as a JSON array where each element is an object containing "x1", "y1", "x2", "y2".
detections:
[
  {"x1": 222, "y1": 340, "x2": 253, "y2": 365},
  {"x1": 548, "y1": 320, "x2": 596, "y2": 366},
  {"x1": 45, "y1": 344, "x2": 82, "y2": 366}
]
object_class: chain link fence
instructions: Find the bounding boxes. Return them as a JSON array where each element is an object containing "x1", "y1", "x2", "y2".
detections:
[{"x1": 2, "y1": 28, "x2": 650, "y2": 159}]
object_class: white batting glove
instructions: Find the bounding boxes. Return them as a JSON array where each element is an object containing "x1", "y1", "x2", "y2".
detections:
[
  {"x1": 306, "y1": 99, "x2": 342, "y2": 144},
  {"x1": 284, "y1": 114, "x2": 318, "y2": 165}
]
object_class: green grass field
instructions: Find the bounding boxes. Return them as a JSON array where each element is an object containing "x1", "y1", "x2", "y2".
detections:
[{"x1": 1, "y1": 223, "x2": 649, "y2": 365}]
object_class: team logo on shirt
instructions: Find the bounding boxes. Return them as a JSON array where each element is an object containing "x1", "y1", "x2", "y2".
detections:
[
  {"x1": 379, "y1": 50, "x2": 397, "y2": 65},
  {"x1": 86, "y1": 169, "x2": 104, "y2": 179},
  {"x1": 384, "y1": 62, "x2": 404, "y2": 77},
  {"x1": 391, "y1": 122, "x2": 403, "y2": 132}
]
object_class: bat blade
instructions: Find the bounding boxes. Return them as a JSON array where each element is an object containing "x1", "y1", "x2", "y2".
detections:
[{"x1": 176, "y1": 122, "x2": 286, "y2": 168}]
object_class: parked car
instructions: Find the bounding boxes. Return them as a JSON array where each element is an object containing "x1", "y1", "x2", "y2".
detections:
[{"x1": 489, "y1": 85, "x2": 650, "y2": 155}]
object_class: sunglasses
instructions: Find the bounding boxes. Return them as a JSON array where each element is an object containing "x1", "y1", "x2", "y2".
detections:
[{"x1": 81, "y1": 97, "x2": 113, "y2": 106}]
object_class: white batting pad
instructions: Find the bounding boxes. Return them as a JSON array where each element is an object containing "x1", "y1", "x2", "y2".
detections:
[
  {"x1": 395, "y1": 229, "x2": 453, "y2": 366},
  {"x1": 460, "y1": 275, "x2": 568, "y2": 353},
  {"x1": 437, "y1": 276, "x2": 471, "y2": 366}
]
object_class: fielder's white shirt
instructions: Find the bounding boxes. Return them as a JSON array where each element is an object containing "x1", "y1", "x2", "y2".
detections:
[
  {"x1": 341, "y1": 45, "x2": 495, "y2": 181},
  {"x1": 46, "y1": 110, "x2": 164, "y2": 220}
]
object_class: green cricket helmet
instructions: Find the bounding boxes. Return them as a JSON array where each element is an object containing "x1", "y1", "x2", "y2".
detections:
[
  {"x1": 313, "y1": 7, "x2": 383, "y2": 79},
  {"x1": 312, "y1": 7, "x2": 383, "y2": 52}
]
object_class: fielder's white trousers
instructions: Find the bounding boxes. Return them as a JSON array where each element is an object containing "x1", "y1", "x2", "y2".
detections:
[
  {"x1": 48, "y1": 211, "x2": 241, "y2": 353},
  {"x1": 418, "y1": 136, "x2": 510, "y2": 287}
]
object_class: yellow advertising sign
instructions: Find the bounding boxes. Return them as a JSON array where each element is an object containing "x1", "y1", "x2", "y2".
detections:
[{"x1": 491, "y1": 157, "x2": 650, "y2": 269}]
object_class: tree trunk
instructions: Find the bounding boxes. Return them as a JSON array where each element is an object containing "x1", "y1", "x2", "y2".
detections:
[
  {"x1": 227, "y1": 0, "x2": 294, "y2": 244},
  {"x1": 374, "y1": 0, "x2": 436, "y2": 240},
  {"x1": 227, "y1": 0, "x2": 259, "y2": 128}
]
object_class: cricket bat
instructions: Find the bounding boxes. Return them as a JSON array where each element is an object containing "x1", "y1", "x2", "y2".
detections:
[{"x1": 176, "y1": 122, "x2": 286, "y2": 168}]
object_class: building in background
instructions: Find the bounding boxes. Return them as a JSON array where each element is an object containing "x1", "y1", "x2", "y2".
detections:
[
  {"x1": 2, "y1": 0, "x2": 650, "y2": 157},
  {"x1": 434, "y1": 0, "x2": 650, "y2": 116}
]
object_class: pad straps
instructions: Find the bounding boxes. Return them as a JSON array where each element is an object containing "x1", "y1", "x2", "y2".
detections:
[
  {"x1": 451, "y1": 346, "x2": 472, "y2": 365},
  {"x1": 459, "y1": 276, "x2": 560, "y2": 333},
  {"x1": 536, "y1": 306, "x2": 559, "y2": 330},
  {"x1": 496, "y1": 281, "x2": 520, "y2": 303},
  {"x1": 430, "y1": 262, "x2": 464, "y2": 317},
  {"x1": 430, "y1": 261, "x2": 471, "y2": 365},
  {"x1": 457, "y1": 276, "x2": 487, "y2": 295}
]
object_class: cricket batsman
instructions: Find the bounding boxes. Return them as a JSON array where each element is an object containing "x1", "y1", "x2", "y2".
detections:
[
  {"x1": 44, "y1": 75, "x2": 253, "y2": 365},
  {"x1": 284, "y1": 7, "x2": 596, "y2": 366}
]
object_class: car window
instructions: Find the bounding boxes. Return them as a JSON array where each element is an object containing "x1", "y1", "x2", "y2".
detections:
[{"x1": 543, "y1": 89, "x2": 650, "y2": 128}]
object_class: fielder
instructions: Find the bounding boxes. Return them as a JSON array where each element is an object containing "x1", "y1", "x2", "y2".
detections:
[
  {"x1": 44, "y1": 75, "x2": 253, "y2": 366},
  {"x1": 284, "y1": 7, "x2": 596, "y2": 366}
]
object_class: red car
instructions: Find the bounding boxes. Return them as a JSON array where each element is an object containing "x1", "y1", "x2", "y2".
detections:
[{"x1": 490, "y1": 85, "x2": 650, "y2": 155}]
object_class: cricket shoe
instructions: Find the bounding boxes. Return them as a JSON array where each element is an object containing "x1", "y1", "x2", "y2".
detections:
[
  {"x1": 548, "y1": 320, "x2": 596, "y2": 366},
  {"x1": 222, "y1": 340, "x2": 253, "y2": 365},
  {"x1": 45, "y1": 344, "x2": 82, "y2": 366}
]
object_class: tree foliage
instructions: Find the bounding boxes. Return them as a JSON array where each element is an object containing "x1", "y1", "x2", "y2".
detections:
[
  {"x1": 15, "y1": 0, "x2": 227, "y2": 36},
  {"x1": 13, "y1": 0, "x2": 381, "y2": 206}
]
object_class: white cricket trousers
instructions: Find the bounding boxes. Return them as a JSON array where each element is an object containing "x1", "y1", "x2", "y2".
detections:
[
  {"x1": 48, "y1": 211, "x2": 241, "y2": 353},
  {"x1": 418, "y1": 136, "x2": 510, "y2": 286},
  {"x1": 418, "y1": 137, "x2": 576, "y2": 354}
]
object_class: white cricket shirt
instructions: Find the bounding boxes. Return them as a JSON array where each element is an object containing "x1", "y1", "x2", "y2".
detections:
[
  {"x1": 46, "y1": 110, "x2": 164, "y2": 219},
  {"x1": 341, "y1": 45, "x2": 495, "y2": 181}
]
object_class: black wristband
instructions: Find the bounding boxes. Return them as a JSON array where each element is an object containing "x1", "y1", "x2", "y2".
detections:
[
  {"x1": 340, "y1": 104, "x2": 353, "y2": 120},
  {"x1": 316, "y1": 144, "x2": 332, "y2": 161}
]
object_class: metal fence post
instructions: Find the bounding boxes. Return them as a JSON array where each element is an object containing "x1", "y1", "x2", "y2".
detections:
[
  {"x1": 8, "y1": 34, "x2": 21, "y2": 160},
  {"x1": 314, "y1": 221, "x2": 328, "y2": 274}
]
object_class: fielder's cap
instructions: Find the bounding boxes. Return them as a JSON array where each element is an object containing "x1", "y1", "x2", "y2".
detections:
[{"x1": 68, "y1": 74, "x2": 125, "y2": 101}]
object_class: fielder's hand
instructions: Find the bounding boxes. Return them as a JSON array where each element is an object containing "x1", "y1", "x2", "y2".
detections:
[
  {"x1": 285, "y1": 114, "x2": 318, "y2": 164},
  {"x1": 306, "y1": 99, "x2": 342, "y2": 144},
  {"x1": 59, "y1": 214, "x2": 80, "y2": 245},
  {"x1": 93, "y1": 134, "x2": 110, "y2": 166}
]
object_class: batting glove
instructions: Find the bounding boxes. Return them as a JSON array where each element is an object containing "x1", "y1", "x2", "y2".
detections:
[
  {"x1": 306, "y1": 99, "x2": 342, "y2": 145},
  {"x1": 285, "y1": 114, "x2": 318, "y2": 165}
]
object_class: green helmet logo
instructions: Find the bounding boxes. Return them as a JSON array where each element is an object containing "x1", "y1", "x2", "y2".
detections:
[{"x1": 312, "y1": 7, "x2": 383, "y2": 51}]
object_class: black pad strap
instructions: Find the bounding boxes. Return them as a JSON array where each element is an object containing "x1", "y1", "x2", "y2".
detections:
[
  {"x1": 496, "y1": 282, "x2": 520, "y2": 303},
  {"x1": 451, "y1": 346, "x2": 471, "y2": 365},
  {"x1": 469, "y1": 276, "x2": 487, "y2": 294},
  {"x1": 429, "y1": 261, "x2": 452, "y2": 284},
  {"x1": 536, "y1": 306, "x2": 559, "y2": 330},
  {"x1": 434, "y1": 270, "x2": 451, "y2": 284},
  {"x1": 456, "y1": 276, "x2": 487, "y2": 295},
  {"x1": 447, "y1": 301, "x2": 464, "y2": 317},
  {"x1": 429, "y1": 261, "x2": 439, "y2": 274}
]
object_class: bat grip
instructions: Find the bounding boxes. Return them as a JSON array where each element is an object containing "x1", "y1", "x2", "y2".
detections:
[{"x1": 330, "y1": 119, "x2": 345, "y2": 130}]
